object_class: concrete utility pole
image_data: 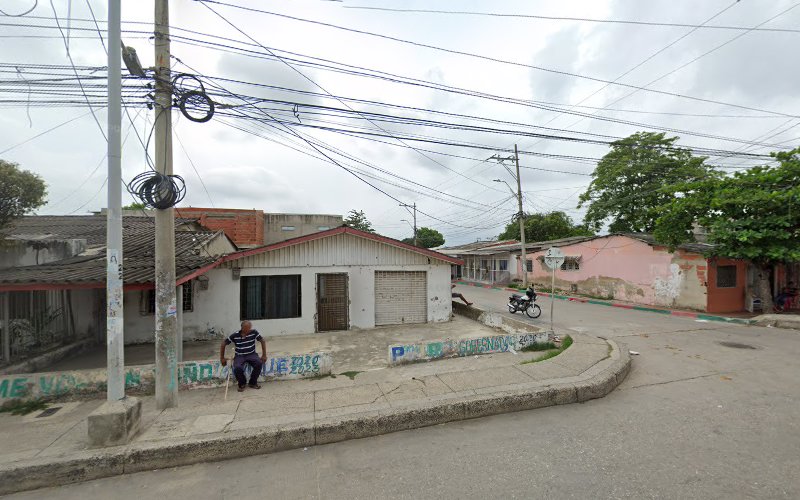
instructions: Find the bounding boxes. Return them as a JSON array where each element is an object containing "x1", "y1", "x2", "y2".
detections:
[
  {"x1": 491, "y1": 146, "x2": 527, "y2": 287},
  {"x1": 154, "y1": 0, "x2": 178, "y2": 410},
  {"x1": 400, "y1": 203, "x2": 417, "y2": 246},
  {"x1": 106, "y1": 0, "x2": 125, "y2": 402},
  {"x1": 514, "y1": 145, "x2": 528, "y2": 288}
]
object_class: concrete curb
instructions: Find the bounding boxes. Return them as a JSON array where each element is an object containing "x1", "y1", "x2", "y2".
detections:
[
  {"x1": 454, "y1": 280, "x2": 756, "y2": 325},
  {"x1": 0, "y1": 339, "x2": 630, "y2": 495}
]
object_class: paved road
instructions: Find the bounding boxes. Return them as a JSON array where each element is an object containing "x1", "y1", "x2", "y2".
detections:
[{"x1": 9, "y1": 287, "x2": 800, "y2": 499}]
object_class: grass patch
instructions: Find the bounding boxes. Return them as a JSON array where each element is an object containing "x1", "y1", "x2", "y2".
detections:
[
  {"x1": 520, "y1": 335, "x2": 573, "y2": 365},
  {"x1": 520, "y1": 341, "x2": 556, "y2": 352},
  {"x1": 0, "y1": 399, "x2": 49, "y2": 416},
  {"x1": 340, "y1": 371, "x2": 362, "y2": 380}
]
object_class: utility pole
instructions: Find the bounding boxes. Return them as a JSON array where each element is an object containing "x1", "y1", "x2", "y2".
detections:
[
  {"x1": 400, "y1": 202, "x2": 417, "y2": 246},
  {"x1": 154, "y1": 0, "x2": 178, "y2": 409},
  {"x1": 491, "y1": 145, "x2": 527, "y2": 287},
  {"x1": 514, "y1": 145, "x2": 527, "y2": 288},
  {"x1": 105, "y1": 0, "x2": 125, "y2": 402}
]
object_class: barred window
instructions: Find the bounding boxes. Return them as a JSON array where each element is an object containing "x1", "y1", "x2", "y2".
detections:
[{"x1": 717, "y1": 265, "x2": 737, "y2": 288}]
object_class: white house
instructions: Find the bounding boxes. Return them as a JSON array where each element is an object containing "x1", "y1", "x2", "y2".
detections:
[
  {"x1": 1, "y1": 218, "x2": 461, "y2": 370},
  {"x1": 164, "y1": 226, "x2": 461, "y2": 338}
]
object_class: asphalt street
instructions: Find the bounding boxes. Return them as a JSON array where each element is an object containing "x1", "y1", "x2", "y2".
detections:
[{"x1": 7, "y1": 285, "x2": 800, "y2": 499}]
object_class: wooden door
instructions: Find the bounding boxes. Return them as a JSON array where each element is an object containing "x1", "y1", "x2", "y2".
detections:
[{"x1": 317, "y1": 273, "x2": 348, "y2": 332}]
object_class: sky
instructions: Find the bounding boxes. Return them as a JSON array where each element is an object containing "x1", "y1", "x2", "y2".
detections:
[{"x1": 1, "y1": 0, "x2": 799, "y2": 246}]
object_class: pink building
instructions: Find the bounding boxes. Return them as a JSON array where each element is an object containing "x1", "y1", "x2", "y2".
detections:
[{"x1": 516, "y1": 234, "x2": 749, "y2": 313}]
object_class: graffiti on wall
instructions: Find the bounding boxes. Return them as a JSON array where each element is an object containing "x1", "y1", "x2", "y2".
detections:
[
  {"x1": 388, "y1": 332, "x2": 548, "y2": 365},
  {"x1": 0, "y1": 352, "x2": 332, "y2": 403}
]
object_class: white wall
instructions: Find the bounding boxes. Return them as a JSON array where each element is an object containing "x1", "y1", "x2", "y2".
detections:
[{"x1": 118, "y1": 264, "x2": 452, "y2": 342}]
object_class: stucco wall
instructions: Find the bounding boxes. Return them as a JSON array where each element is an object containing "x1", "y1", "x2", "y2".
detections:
[
  {"x1": 121, "y1": 264, "x2": 452, "y2": 342},
  {"x1": 0, "y1": 238, "x2": 86, "y2": 267},
  {"x1": 522, "y1": 236, "x2": 708, "y2": 311},
  {"x1": 264, "y1": 214, "x2": 343, "y2": 245}
]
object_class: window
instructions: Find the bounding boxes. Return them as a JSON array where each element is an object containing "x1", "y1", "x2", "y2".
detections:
[
  {"x1": 716, "y1": 265, "x2": 737, "y2": 288},
  {"x1": 526, "y1": 260, "x2": 533, "y2": 272},
  {"x1": 240, "y1": 275, "x2": 301, "y2": 320},
  {"x1": 499, "y1": 260, "x2": 508, "y2": 271},
  {"x1": 182, "y1": 281, "x2": 193, "y2": 312},
  {"x1": 146, "y1": 290, "x2": 156, "y2": 314},
  {"x1": 481, "y1": 259, "x2": 488, "y2": 270},
  {"x1": 281, "y1": 226, "x2": 296, "y2": 231},
  {"x1": 561, "y1": 259, "x2": 580, "y2": 271},
  {"x1": 318, "y1": 226, "x2": 330, "y2": 231}
]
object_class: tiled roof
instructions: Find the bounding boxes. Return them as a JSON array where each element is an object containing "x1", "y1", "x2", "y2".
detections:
[
  {"x1": 7, "y1": 215, "x2": 201, "y2": 247},
  {"x1": 0, "y1": 216, "x2": 223, "y2": 289}
]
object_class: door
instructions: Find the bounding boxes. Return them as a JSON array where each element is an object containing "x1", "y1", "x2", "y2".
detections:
[
  {"x1": 375, "y1": 271, "x2": 427, "y2": 326},
  {"x1": 317, "y1": 273, "x2": 349, "y2": 332}
]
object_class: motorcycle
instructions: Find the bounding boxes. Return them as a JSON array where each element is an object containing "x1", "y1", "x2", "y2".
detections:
[{"x1": 508, "y1": 286, "x2": 542, "y2": 318}]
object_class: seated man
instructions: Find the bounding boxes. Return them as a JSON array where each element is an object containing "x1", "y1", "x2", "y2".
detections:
[
  {"x1": 774, "y1": 281, "x2": 797, "y2": 311},
  {"x1": 451, "y1": 284, "x2": 473, "y2": 306},
  {"x1": 220, "y1": 320, "x2": 267, "y2": 392}
]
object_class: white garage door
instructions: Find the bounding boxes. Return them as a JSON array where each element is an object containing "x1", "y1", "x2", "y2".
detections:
[{"x1": 375, "y1": 271, "x2": 428, "y2": 326}]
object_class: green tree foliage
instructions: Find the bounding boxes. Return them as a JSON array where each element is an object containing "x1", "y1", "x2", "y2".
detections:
[
  {"x1": 578, "y1": 132, "x2": 717, "y2": 233},
  {"x1": 0, "y1": 159, "x2": 46, "y2": 232},
  {"x1": 123, "y1": 202, "x2": 146, "y2": 210},
  {"x1": 402, "y1": 227, "x2": 445, "y2": 248},
  {"x1": 654, "y1": 148, "x2": 800, "y2": 264},
  {"x1": 343, "y1": 209, "x2": 375, "y2": 233},
  {"x1": 498, "y1": 211, "x2": 593, "y2": 242}
]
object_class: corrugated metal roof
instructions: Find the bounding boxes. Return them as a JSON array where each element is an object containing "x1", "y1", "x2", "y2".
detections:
[
  {"x1": 0, "y1": 215, "x2": 223, "y2": 288},
  {"x1": 7, "y1": 215, "x2": 201, "y2": 247}
]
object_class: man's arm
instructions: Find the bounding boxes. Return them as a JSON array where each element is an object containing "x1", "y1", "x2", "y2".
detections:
[
  {"x1": 259, "y1": 338, "x2": 267, "y2": 362},
  {"x1": 219, "y1": 339, "x2": 228, "y2": 366}
]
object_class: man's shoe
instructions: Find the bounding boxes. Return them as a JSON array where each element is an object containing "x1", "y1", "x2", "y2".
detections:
[
  {"x1": 248, "y1": 383, "x2": 262, "y2": 390},
  {"x1": 237, "y1": 385, "x2": 245, "y2": 392}
]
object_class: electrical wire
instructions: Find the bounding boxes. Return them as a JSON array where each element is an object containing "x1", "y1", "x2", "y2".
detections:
[
  {"x1": 0, "y1": 1, "x2": 38, "y2": 17},
  {"x1": 341, "y1": 5, "x2": 800, "y2": 34},
  {"x1": 194, "y1": 0, "x2": 799, "y2": 118},
  {"x1": 48, "y1": 0, "x2": 106, "y2": 141}
]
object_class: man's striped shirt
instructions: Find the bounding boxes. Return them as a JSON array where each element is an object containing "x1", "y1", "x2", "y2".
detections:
[{"x1": 225, "y1": 330, "x2": 263, "y2": 356}]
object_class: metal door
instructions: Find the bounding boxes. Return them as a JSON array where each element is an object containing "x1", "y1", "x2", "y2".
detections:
[
  {"x1": 317, "y1": 273, "x2": 349, "y2": 332},
  {"x1": 374, "y1": 271, "x2": 427, "y2": 326}
]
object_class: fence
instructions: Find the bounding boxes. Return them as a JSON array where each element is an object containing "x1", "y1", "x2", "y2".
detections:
[{"x1": 1, "y1": 290, "x2": 82, "y2": 366}]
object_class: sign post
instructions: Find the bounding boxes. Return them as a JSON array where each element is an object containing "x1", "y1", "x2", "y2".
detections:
[{"x1": 543, "y1": 247, "x2": 565, "y2": 333}]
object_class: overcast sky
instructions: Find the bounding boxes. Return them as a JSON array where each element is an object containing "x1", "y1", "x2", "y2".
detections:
[{"x1": 1, "y1": 0, "x2": 798, "y2": 245}]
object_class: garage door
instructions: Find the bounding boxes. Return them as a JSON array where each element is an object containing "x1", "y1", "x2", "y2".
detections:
[{"x1": 375, "y1": 271, "x2": 427, "y2": 326}]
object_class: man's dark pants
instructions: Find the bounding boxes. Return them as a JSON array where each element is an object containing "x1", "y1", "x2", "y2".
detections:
[{"x1": 232, "y1": 353, "x2": 263, "y2": 387}]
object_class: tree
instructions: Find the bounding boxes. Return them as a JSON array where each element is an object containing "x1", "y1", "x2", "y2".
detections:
[
  {"x1": 0, "y1": 159, "x2": 46, "y2": 232},
  {"x1": 653, "y1": 148, "x2": 800, "y2": 309},
  {"x1": 343, "y1": 209, "x2": 375, "y2": 233},
  {"x1": 498, "y1": 211, "x2": 593, "y2": 242},
  {"x1": 123, "y1": 202, "x2": 146, "y2": 210},
  {"x1": 402, "y1": 227, "x2": 444, "y2": 248},
  {"x1": 578, "y1": 132, "x2": 717, "y2": 233}
]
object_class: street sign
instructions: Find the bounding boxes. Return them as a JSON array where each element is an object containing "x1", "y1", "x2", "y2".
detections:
[{"x1": 544, "y1": 247, "x2": 565, "y2": 270}]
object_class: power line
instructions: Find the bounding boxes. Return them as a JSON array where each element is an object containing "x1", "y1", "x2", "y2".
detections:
[
  {"x1": 198, "y1": 1, "x2": 506, "y2": 195},
  {"x1": 48, "y1": 0, "x2": 107, "y2": 141},
  {"x1": 0, "y1": 109, "x2": 98, "y2": 154},
  {"x1": 194, "y1": 0, "x2": 799, "y2": 118},
  {"x1": 518, "y1": 1, "x2": 740, "y2": 153},
  {"x1": 0, "y1": 1, "x2": 38, "y2": 17},
  {"x1": 341, "y1": 5, "x2": 800, "y2": 34}
]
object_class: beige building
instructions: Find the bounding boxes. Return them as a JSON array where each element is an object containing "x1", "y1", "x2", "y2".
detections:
[{"x1": 264, "y1": 213, "x2": 343, "y2": 245}]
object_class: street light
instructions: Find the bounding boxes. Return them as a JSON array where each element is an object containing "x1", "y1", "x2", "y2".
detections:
[
  {"x1": 493, "y1": 179, "x2": 516, "y2": 198},
  {"x1": 400, "y1": 219, "x2": 414, "y2": 232}
]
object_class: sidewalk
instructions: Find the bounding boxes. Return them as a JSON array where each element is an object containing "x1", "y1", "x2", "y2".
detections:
[
  {"x1": 455, "y1": 280, "x2": 757, "y2": 325},
  {"x1": 0, "y1": 325, "x2": 629, "y2": 494}
]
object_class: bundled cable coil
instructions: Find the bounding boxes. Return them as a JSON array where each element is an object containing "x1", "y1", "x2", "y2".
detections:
[{"x1": 127, "y1": 171, "x2": 186, "y2": 209}]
